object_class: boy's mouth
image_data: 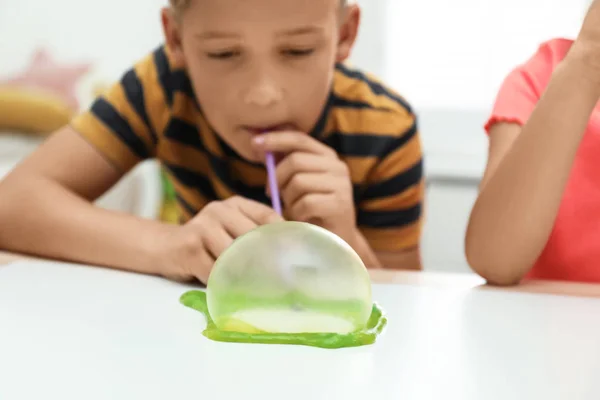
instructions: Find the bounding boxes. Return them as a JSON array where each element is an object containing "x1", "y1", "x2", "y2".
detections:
[{"x1": 243, "y1": 124, "x2": 295, "y2": 135}]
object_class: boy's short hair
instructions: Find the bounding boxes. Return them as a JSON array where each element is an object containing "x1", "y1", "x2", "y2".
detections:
[{"x1": 170, "y1": 0, "x2": 347, "y2": 13}]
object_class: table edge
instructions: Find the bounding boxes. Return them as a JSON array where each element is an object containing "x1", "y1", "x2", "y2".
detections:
[{"x1": 2, "y1": 251, "x2": 600, "y2": 298}]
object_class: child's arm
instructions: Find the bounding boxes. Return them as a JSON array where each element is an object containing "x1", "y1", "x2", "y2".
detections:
[
  {"x1": 346, "y1": 228, "x2": 383, "y2": 270},
  {"x1": 374, "y1": 248, "x2": 420, "y2": 271},
  {"x1": 0, "y1": 126, "x2": 174, "y2": 274},
  {"x1": 466, "y1": 40, "x2": 600, "y2": 285},
  {"x1": 0, "y1": 126, "x2": 282, "y2": 282}
]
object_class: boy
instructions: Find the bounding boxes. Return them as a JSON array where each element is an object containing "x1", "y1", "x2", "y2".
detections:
[{"x1": 0, "y1": 0, "x2": 424, "y2": 283}]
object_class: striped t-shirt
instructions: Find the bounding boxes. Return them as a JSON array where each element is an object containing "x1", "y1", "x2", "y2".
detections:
[{"x1": 71, "y1": 46, "x2": 424, "y2": 252}]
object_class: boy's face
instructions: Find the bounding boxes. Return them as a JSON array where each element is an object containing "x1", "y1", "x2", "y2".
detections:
[{"x1": 162, "y1": 0, "x2": 360, "y2": 162}]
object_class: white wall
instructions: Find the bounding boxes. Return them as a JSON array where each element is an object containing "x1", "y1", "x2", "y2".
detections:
[
  {"x1": 0, "y1": 0, "x2": 165, "y2": 80},
  {"x1": 383, "y1": 0, "x2": 585, "y2": 109},
  {"x1": 349, "y1": 0, "x2": 387, "y2": 77}
]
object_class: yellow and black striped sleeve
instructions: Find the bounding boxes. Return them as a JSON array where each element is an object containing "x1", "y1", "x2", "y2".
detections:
[
  {"x1": 357, "y1": 112, "x2": 424, "y2": 252},
  {"x1": 70, "y1": 49, "x2": 170, "y2": 172}
]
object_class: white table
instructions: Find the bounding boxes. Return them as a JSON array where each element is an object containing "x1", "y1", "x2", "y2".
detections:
[{"x1": 1, "y1": 260, "x2": 600, "y2": 399}]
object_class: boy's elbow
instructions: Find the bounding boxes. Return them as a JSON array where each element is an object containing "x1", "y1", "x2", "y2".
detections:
[
  {"x1": 0, "y1": 178, "x2": 14, "y2": 215},
  {"x1": 0, "y1": 176, "x2": 30, "y2": 231},
  {"x1": 0, "y1": 180, "x2": 17, "y2": 247}
]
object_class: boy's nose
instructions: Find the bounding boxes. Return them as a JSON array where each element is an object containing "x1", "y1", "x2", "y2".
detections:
[{"x1": 243, "y1": 75, "x2": 283, "y2": 108}]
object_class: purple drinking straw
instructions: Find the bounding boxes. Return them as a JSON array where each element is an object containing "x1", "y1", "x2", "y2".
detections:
[{"x1": 265, "y1": 152, "x2": 282, "y2": 215}]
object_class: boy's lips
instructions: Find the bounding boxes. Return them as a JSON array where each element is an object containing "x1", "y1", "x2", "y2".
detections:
[{"x1": 244, "y1": 124, "x2": 295, "y2": 135}]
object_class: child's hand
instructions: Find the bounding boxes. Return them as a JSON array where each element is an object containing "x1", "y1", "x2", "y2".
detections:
[
  {"x1": 252, "y1": 131, "x2": 359, "y2": 246},
  {"x1": 158, "y1": 196, "x2": 283, "y2": 283},
  {"x1": 570, "y1": 0, "x2": 600, "y2": 74}
]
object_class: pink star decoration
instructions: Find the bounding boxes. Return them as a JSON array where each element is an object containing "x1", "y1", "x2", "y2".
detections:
[{"x1": 0, "y1": 48, "x2": 92, "y2": 111}]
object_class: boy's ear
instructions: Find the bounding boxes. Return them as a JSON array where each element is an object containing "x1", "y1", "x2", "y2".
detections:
[
  {"x1": 161, "y1": 7, "x2": 186, "y2": 67},
  {"x1": 336, "y1": 4, "x2": 361, "y2": 63}
]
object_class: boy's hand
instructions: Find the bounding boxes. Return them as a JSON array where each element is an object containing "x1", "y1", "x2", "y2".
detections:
[
  {"x1": 157, "y1": 196, "x2": 283, "y2": 283},
  {"x1": 252, "y1": 131, "x2": 359, "y2": 246}
]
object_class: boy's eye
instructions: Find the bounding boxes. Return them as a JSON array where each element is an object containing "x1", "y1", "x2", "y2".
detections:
[
  {"x1": 206, "y1": 51, "x2": 240, "y2": 59},
  {"x1": 283, "y1": 49, "x2": 315, "y2": 57}
]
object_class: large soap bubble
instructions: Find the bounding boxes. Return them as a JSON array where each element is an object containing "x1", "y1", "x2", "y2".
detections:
[{"x1": 206, "y1": 221, "x2": 372, "y2": 335}]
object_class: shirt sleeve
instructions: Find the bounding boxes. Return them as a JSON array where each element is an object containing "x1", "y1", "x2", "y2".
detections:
[
  {"x1": 357, "y1": 112, "x2": 424, "y2": 252},
  {"x1": 484, "y1": 40, "x2": 562, "y2": 133},
  {"x1": 70, "y1": 51, "x2": 166, "y2": 172}
]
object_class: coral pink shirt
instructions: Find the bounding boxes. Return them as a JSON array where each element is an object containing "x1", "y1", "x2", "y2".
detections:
[{"x1": 486, "y1": 38, "x2": 600, "y2": 283}]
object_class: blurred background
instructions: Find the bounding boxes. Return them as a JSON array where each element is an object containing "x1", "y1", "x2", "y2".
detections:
[{"x1": 0, "y1": 0, "x2": 589, "y2": 274}]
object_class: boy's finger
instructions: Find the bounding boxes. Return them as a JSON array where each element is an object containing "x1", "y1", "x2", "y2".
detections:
[
  {"x1": 220, "y1": 208, "x2": 261, "y2": 238},
  {"x1": 276, "y1": 153, "x2": 331, "y2": 188},
  {"x1": 289, "y1": 193, "x2": 331, "y2": 223},
  {"x1": 232, "y1": 196, "x2": 285, "y2": 225},
  {"x1": 252, "y1": 131, "x2": 334, "y2": 156},
  {"x1": 202, "y1": 226, "x2": 234, "y2": 260},
  {"x1": 282, "y1": 172, "x2": 333, "y2": 207}
]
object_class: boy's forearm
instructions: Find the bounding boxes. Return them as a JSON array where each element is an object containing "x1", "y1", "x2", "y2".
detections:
[
  {"x1": 0, "y1": 177, "x2": 174, "y2": 275},
  {"x1": 466, "y1": 57, "x2": 600, "y2": 285},
  {"x1": 348, "y1": 229, "x2": 382, "y2": 269}
]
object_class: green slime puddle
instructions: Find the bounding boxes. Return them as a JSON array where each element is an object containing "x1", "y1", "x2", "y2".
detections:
[{"x1": 180, "y1": 290, "x2": 387, "y2": 349}]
